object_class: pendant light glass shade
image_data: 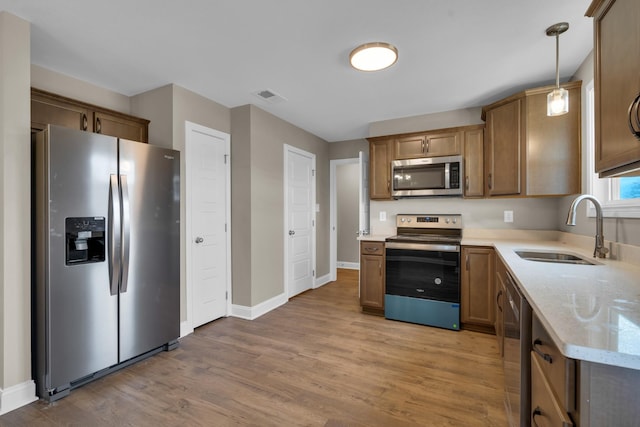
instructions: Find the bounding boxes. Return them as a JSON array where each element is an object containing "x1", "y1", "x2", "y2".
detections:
[
  {"x1": 547, "y1": 87, "x2": 569, "y2": 116},
  {"x1": 350, "y1": 42, "x2": 398, "y2": 71},
  {"x1": 546, "y1": 22, "x2": 569, "y2": 116}
]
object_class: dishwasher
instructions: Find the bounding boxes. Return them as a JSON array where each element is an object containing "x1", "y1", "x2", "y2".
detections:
[{"x1": 503, "y1": 271, "x2": 532, "y2": 427}]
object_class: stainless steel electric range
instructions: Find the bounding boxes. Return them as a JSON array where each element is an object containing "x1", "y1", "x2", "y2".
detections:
[{"x1": 385, "y1": 214, "x2": 462, "y2": 330}]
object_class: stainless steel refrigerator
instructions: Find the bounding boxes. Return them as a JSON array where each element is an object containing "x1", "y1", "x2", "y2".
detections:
[{"x1": 32, "y1": 125, "x2": 180, "y2": 401}]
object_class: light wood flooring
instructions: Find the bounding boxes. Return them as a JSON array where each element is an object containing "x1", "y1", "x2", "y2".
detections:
[{"x1": 1, "y1": 269, "x2": 507, "y2": 426}]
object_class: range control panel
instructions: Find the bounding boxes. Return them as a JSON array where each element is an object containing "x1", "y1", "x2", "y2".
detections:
[{"x1": 396, "y1": 214, "x2": 462, "y2": 229}]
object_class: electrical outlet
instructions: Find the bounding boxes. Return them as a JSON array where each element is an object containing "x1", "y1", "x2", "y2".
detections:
[
  {"x1": 379, "y1": 211, "x2": 387, "y2": 221},
  {"x1": 504, "y1": 210, "x2": 514, "y2": 223}
]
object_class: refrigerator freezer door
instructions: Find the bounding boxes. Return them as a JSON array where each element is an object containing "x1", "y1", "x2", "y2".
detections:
[
  {"x1": 118, "y1": 139, "x2": 180, "y2": 361},
  {"x1": 36, "y1": 126, "x2": 119, "y2": 393}
]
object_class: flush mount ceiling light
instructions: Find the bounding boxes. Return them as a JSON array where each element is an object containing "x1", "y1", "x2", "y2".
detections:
[
  {"x1": 349, "y1": 42, "x2": 398, "y2": 72},
  {"x1": 546, "y1": 22, "x2": 570, "y2": 116}
]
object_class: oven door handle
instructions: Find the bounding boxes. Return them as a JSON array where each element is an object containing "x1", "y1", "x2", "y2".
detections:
[{"x1": 385, "y1": 242, "x2": 460, "y2": 252}]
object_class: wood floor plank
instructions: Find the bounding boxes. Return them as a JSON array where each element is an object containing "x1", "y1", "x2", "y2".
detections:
[{"x1": 0, "y1": 269, "x2": 507, "y2": 426}]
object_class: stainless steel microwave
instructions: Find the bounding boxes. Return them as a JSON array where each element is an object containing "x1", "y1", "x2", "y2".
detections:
[{"x1": 391, "y1": 155, "x2": 463, "y2": 197}]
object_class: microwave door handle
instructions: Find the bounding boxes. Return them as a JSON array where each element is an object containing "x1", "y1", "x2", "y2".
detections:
[{"x1": 444, "y1": 163, "x2": 451, "y2": 189}]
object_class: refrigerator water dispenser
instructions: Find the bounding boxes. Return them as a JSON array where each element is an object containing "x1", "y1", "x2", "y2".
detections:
[{"x1": 65, "y1": 217, "x2": 106, "y2": 265}]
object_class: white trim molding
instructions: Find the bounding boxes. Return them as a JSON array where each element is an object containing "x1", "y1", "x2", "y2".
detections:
[
  {"x1": 0, "y1": 381, "x2": 37, "y2": 415},
  {"x1": 337, "y1": 262, "x2": 359, "y2": 270},
  {"x1": 314, "y1": 273, "x2": 332, "y2": 289},
  {"x1": 231, "y1": 292, "x2": 288, "y2": 320}
]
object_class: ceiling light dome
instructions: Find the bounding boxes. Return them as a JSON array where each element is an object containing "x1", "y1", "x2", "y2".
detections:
[{"x1": 349, "y1": 42, "x2": 398, "y2": 72}]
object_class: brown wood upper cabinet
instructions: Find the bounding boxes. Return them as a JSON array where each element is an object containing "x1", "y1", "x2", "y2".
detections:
[
  {"x1": 587, "y1": 0, "x2": 640, "y2": 177},
  {"x1": 369, "y1": 138, "x2": 393, "y2": 200},
  {"x1": 482, "y1": 81, "x2": 581, "y2": 197},
  {"x1": 31, "y1": 88, "x2": 150, "y2": 143},
  {"x1": 394, "y1": 130, "x2": 461, "y2": 159},
  {"x1": 463, "y1": 126, "x2": 485, "y2": 198}
]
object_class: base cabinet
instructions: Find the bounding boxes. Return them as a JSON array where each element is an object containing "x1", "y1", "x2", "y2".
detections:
[
  {"x1": 359, "y1": 241, "x2": 385, "y2": 315},
  {"x1": 461, "y1": 246, "x2": 495, "y2": 333}
]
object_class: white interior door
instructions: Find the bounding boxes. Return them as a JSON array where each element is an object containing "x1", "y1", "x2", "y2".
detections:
[
  {"x1": 285, "y1": 145, "x2": 316, "y2": 298},
  {"x1": 186, "y1": 122, "x2": 230, "y2": 329},
  {"x1": 359, "y1": 150, "x2": 370, "y2": 236}
]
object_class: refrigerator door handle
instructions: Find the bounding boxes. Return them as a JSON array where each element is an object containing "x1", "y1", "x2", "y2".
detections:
[
  {"x1": 119, "y1": 174, "x2": 131, "y2": 293},
  {"x1": 109, "y1": 174, "x2": 121, "y2": 296}
]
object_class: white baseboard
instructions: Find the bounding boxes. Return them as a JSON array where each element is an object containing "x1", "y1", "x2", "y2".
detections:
[
  {"x1": 314, "y1": 273, "x2": 332, "y2": 289},
  {"x1": 0, "y1": 380, "x2": 38, "y2": 415},
  {"x1": 231, "y1": 292, "x2": 288, "y2": 320},
  {"x1": 180, "y1": 320, "x2": 194, "y2": 338},
  {"x1": 336, "y1": 262, "x2": 359, "y2": 270}
]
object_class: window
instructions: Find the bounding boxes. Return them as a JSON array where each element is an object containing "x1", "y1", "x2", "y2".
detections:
[{"x1": 586, "y1": 80, "x2": 640, "y2": 218}]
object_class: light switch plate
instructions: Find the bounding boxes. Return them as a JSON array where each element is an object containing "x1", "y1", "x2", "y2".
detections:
[
  {"x1": 379, "y1": 211, "x2": 387, "y2": 221},
  {"x1": 504, "y1": 210, "x2": 514, "y2": 223}
]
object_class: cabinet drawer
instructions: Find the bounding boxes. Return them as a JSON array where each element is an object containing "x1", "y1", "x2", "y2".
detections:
[
  {"x1": 361, "y1": 241, "x2": 384, "y2": 255},
  {"x1": 531, "y1": 353, "x2": 574, "y2": 427},
  {"x1": 532, "y1": 313, "x2": 576, "y2": 411}
]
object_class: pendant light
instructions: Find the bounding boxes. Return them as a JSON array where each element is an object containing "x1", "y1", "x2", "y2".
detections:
[
  {"x1": 350, "y1": 42, "x2": 398, "y2": 72},
  {"x1": 546, "y1": 22, "x2": 570, "y2": 116}
]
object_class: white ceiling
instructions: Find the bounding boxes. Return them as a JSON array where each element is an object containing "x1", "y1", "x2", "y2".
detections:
[{"x1": 1, "y1": 0, "x2": 593, "y2": 142}]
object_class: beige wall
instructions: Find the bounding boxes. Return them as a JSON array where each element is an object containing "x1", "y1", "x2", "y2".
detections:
[
  {"x1": 31, "y1": 64, "x2": 131, "y2": 113},
  {"x1": 336, "y1": 163, "x2": 359, "y2": 264},
  {"x1": 231, "y1": 105, "x2": 329, "y2": 306},
  {"x1": 368, "y1": 107, "x2": 484, "y2": 137},
  {"x1": 0, "y1": 12, "x2": 34, "y2": 410},
  {"x1": 558, "y1": 51, "x2": 640, "y2": 247},
  {"x1": 230, "y1": 105, "x2": 252, "y2": 306},
  {"x1": 328, "y1": 138, "x2": 368, "y2": 160}
]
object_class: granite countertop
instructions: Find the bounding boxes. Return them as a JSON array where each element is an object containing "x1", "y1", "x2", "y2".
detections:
[{"x1": 469, "y1": 238, "x2": 640, "y2": 370}]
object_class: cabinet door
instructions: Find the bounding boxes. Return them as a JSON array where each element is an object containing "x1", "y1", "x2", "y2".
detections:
[
  {"x1": 360, "y1": 253, "x2": 384, "y2": 310},
  {"x1": 394, "y1": 135, "x2": 426, "y2": 159},
  {"x1": 486, "y1": 99, "x2": 522, "y2": 196},
  {"x1": 592, "y1": 0, "x2": 640, "y2": 176},
  {"x1": 31, "y1": 92, "x2": 91, "y2": 132},
  {"x1": 425, "y1": 131, "x2": 461, "y2": 156},
  {"x1": 463, "y1": 128, "x2": 484, "y2": 197},
  {"x1": 461, "y1": 247, "x2": 495, "y2": 331},
  {"x1": 369, "y1": 139, "x2": 392, "y2": 200},
  {"x1": 94, "y1": 111, "x2": 149, "y2": 143}
]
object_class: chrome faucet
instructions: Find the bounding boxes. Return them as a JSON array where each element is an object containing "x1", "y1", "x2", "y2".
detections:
[{"x1": 566, "y1": 195, "x2": 609, "y2": 258}]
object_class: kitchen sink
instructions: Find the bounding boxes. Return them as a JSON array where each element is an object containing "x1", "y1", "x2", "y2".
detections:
[{"x1": 515, "y1": 250, "x2": 598, "y2": 265}]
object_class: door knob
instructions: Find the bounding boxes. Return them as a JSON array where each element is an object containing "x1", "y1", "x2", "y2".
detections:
[
  {"x1": 195, "y1": 237, "x2": 204, "y2": 244},
  {"x1": 289, "y1": 230, "x2": 295, "y2": 236}
]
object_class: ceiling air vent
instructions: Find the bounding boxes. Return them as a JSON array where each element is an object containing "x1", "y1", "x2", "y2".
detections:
[{"x1": 252, "y1": 89, "x2": 287, "y2": 104}]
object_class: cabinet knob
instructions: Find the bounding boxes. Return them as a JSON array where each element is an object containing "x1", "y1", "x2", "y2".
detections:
[
  {"x1": 487, "y1": 173, "x2": 493, "y2": 190},
  {"x1": 96, "y1": 117, "x2": 102, "y2": 134},
  {"x1": 628, "y1": 93, "x2": 640, "y2": 141},
  {"x1": 532, "y1": 339, "x2": 553, "y2": 363}
]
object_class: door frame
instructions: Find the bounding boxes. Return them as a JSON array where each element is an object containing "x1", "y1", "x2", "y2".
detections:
[
  {"x1": 184, "y1": 121, "x2": 231, "y2": 336},
  {"x1": 329, "y1": 157, "x2": 359, "y2": 282},
  {"x1": 283, "y1": 144, "x2": 316, "y2": 297}
]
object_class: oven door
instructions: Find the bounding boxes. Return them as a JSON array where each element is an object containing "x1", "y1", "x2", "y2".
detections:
[{"x1": 385, "y1": 242, "x2": 460, "y2": 303}]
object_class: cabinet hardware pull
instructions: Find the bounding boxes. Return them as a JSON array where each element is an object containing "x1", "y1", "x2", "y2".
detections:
[
  {"x1": 465, "y1": 176, "x2": 469, "y2": 191},
  {"x1": 533, "y1": 339, "x2": 553, "y2": 363},
  {"x1": 387, "y1": 180, "x2": 390, "y2": 191},
  {"x1": 628, "y1": 93, "x2": 640, "y2": 141},
  {"x1": 421, "y1": 140, "x2": 425, "y2": 153},
  {"x1": 425, "y1": 140, "x2": 430, "y2": 152},
  {"x1": 465, "y1": 254, "x2": 469, "y2": 271},
  {"x1": 488, "y1": 173, "x2": 492, "y2": 190},
  {"x1": 366, "y1": 247, "x2": 379, "y2": 252},
  {"x1": 532, "y1": 407, "x2": 542, "y2": 427},
  {"x1": 379, "y1": 261, "x2": 382, "y2": 276},
  {"x1": 82, "y1": 114, "x2": 88, "y2": 131},
  {"x1": 96, "y1": 117, "x2": 102, "y2": 133},
  {"x1": 496, "y1": 289, "x2": 503, "y2": 312}
]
